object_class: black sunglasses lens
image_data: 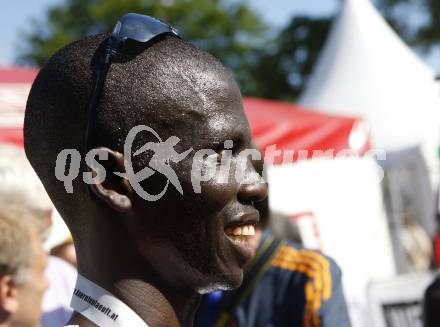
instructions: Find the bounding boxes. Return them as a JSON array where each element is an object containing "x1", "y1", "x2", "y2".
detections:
[{"x1": 113, "y1": 13, "x2": 177, "y2": 43}]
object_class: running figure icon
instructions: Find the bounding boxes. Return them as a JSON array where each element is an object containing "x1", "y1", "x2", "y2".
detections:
[
  {"x1": 119, "y1": 125, "x2": 193, "y2": 201},
  {"x1": 134, "y1": 135, "x2": 192, "y2": 194}
]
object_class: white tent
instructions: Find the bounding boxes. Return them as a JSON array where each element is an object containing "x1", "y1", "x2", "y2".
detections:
[
  {"x1": 300, "y1": 0, "x2": 440, "y2": 165},
  {"x1": 267, "y1": 157, "x2": 394, "y2": 327},
  {"x1": 299, "y1": 1, "x2": 440, "y2": 325}
]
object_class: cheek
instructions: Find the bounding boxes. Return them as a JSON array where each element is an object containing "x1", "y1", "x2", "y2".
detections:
[
  {"x1": 201, "y1": 181, "x2": 236, "y2": 206},
  {"x1": 29, "y1": 271, "x2": 48, "y2": 295},
  {"x1": 17, "y1": 279, "x2": 45, "y2": 311},
  {"x1": 200, "y1": 160, "x2": 241, "y2": 205},
  {"x1": 177, "y1": 154, "x2": 239, "y2": 198}
]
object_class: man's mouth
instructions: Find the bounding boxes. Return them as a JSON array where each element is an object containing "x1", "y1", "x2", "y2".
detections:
[
  {"x1": 223, "y1": 222, "x2": 257, "y2": 263},
  {"x1": 224, "y1": 224, "x2": 256, "y2": 243},
  {"x1": 222, "y1": 211, "x2": 259, "y2": 263}
]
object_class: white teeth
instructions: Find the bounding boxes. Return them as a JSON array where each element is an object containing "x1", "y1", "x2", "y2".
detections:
[
  {"x1": 226, "y1": 224, "x2": 256, "y2": 237},
  {"x1": 233, "y1": 227, "x2": 242, "y2": 236},
  {"x1": 230, "y1": 235, "x2": 246, "y2": 243}
]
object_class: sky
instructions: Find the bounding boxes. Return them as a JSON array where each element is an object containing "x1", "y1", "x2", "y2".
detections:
[
  {"x1": 1, "y1": 0, "x2": 438, "y2": 74},
  {"x1": 1, "y1": 0, "x2": 62, "y2": 66},
  {"x1": 0, "y1": 0, "x2": 339, "y2": 66}
]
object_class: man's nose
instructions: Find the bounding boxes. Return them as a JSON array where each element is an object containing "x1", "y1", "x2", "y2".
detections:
[{"x1": 237, "y1": 174, "x2": 268, "y2": 204}]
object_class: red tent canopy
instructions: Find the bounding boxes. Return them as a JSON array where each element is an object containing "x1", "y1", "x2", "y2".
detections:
[
  {"x1": 243, "y1": 97, "x2": 368, "y2": 163},
  {"x1": 0, "y1": 68, "x2": 368, "y2": 162},
  {"x1": 0, "y1": 67, "x2": 37, "y2": 148},
  {"x1": 0, "y1": 67, "x2": 38, "y2": 83}
]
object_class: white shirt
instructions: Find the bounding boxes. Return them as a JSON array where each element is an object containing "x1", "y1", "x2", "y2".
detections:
[{"x1": 41, "y1": 256, "x2": 77, "y2": 327}]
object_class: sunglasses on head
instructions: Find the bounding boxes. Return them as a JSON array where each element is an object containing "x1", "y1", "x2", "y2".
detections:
[{"x1": 83, "y1": 13, "x2": 179, "y2": 156}]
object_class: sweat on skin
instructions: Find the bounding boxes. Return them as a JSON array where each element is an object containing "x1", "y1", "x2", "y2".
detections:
[{"x1": 24, "y1": 30, "x2": 267, "y2": 327}]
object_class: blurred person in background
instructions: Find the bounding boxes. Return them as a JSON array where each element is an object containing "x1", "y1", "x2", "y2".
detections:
[
  {"x1": 196, "y1": 155, "x2": 351, "y2": 327},
  {"x1": 50, "y1": 236, "x2": 77, "y2": 269},
  {"x1": 45, "y1": 210, "x2": 77, "y2": 269},
  {"x1": 269, "y1": 210, "x2": 303, "y2": 245},
  {"x1": 0, "y1": 144, "x2": 76, "y2": 327},
  {"x1": 0, "y1": 201, "x2": 49, "y2": 327},
  {"x1": 41, "y1": 208, "x2": 76, "y2": 327},
  {"x1": 40, "y1": 255, "x2": 76, "y2": 327},
  {"x1": 0, "y1": 145, "x2": 53, "y2": 233}
]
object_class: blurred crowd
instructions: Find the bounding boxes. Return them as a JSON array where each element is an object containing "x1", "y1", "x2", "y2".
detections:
[{"x1": 0, "y1": 144, "x2": 76, "y2": 327}]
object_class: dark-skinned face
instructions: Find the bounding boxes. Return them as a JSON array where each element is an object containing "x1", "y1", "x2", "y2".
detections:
[{"x1": 125, "y1": 69, "x2": 267, "y2": 293}]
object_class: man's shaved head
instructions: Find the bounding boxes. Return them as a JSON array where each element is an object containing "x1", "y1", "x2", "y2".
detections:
[
  {"x1": 25, "y1": 33, "x2": 237, "y2": 231},
  {"x1": 24, "y1": 24, "x2": 266, "y2": 321}
]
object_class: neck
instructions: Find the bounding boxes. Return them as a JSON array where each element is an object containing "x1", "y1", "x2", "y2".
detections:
[
  {"x1": 110, "y1": 277, "x2": 200, "y2": 327},
  {"x1": 68, "y1": 217, "x2": 201, "y2": 327}
]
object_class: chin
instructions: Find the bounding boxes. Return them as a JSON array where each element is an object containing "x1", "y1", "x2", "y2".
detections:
[
  {"x1": 225, "y1": 269, "x2": 244, "y2": 289},
  {"x1": 194, "y1": 266, "x2": 244, "y2": 294}
]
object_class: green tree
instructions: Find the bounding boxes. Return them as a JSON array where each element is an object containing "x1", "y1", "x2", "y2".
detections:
[
  {"x1": 18, "y1": 0, "x2": 267, "y2": 90},
  {"x1": 245, "y1": 0, "x2": 440, "y2": 100},
  {"x1": 19, "y1": 0, "x2": 440, "y2": 100},
  {"x1": 245, "y1": 17, "x2": 331, "y2": 101},
  {"x1": 375, "y1": 0, "x2": 440, "y2": 49}
]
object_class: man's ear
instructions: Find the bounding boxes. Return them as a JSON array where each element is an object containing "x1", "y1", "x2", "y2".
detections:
[
  {"x1": 0, "y1": 275, "x2": 19, "y2": 315},
  {"x1": 86, "y1": 147, "x2": 133, "y2": 213}
]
